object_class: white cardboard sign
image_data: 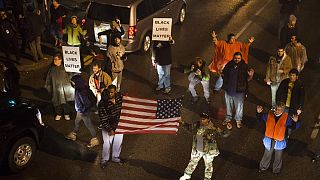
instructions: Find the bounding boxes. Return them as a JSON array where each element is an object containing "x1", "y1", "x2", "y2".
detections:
[
  {"x1": 152, "y1": 18, "x2": 172, "y2": 41},
  {"x1": 62, "y1": 46, "x2": 81, "y2": 73}
]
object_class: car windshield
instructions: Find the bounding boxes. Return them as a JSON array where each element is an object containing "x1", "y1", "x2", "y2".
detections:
[{"x1": 87, "y1": 2, "x2": 130, "y2": 24}]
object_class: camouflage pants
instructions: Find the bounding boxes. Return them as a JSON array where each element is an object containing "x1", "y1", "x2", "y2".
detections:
[{"x1": 183, "y1": 150, "x2": 215, "y2": 179}]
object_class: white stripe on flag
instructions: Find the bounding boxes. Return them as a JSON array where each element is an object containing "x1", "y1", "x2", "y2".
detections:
[
  {"x1": 122, "y1": 102, "x2": 157, "y2": 110},
  {"x1": 119, "y1": 116, "x2": 180, "y2": 123},
  {"x1": 120, "y1": 109, "x2": 155, "y2": 117},
  {"x1": 116, "y1": 127, "x2": 178, "y2": 133},
  {"x1": 123, "y1": 96, "x2": 157, "y2": 104},
  {"x1": 118, "y1": 122, "x2": 179, "y2": 129}
]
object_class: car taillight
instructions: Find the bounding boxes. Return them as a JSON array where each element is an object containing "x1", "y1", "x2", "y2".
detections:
[
  {"x1": 128, "y1": 26, "x2": 137, "y2": 39},
  {"x1": 81, "y1": 18, "x2": 86, "y2": 26}
]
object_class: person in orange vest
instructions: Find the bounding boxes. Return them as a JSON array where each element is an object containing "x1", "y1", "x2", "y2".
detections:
[{"x1": 256, "y1": 102, "x2": 299, "y2": 174}]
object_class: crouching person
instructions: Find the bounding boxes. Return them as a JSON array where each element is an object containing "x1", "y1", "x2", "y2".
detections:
[
  {"x1": 180, "y1": 113, "x2": 232, "y2": 180},
  {"x1": 65, "y1": 75, "x2": 99, "y2": 148},
  {"x1": 256, "y1": 102, "x2": 299, "y2": 174}
]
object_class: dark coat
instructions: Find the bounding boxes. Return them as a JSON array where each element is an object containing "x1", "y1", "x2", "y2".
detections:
[
  {"x1": 26, "y1": 12, "x2": 45, "y2": 42},
  {"x1": 151, "y1": 41, "x2": 173, "y2": 66},
  {"x1": 2, "y1": 62, "x2": 20, "y2": 97},
  {"x1": 280, "y1": 25, "x2": 298, "y2": 47},
  {"x1": 222, "y1": 59, "x2": 248, "y2": 93},
  {"x1": 71, "y1": 75, "x2": 92, "y2": 113},
  {"x1": 97, "y1": 27, "x2": 125, "y2": 48},
  {"x1": 276, "y1": 78, "x2": 304, "y2": 114}
]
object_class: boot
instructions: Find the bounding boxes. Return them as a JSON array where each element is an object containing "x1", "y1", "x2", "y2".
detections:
[{"x1": 87, "y1": 137, "x2": 100, "y2": 148}]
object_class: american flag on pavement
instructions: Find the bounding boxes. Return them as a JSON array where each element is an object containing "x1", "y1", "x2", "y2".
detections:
[{"x1": 115, "y1": 95, "x2": 183, "y2": 134}]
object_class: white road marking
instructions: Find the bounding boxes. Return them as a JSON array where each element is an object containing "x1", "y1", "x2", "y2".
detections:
[{"x1": 235, "y1": 0, "x2": 272, "y2": 38}]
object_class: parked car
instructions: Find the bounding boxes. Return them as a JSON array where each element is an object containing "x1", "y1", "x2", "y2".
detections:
[
  {"x1": 0, "y1": 93, "x2": 46, "y2": 173},
  {"x1": 84, "y1": 0, "x2": 187, "y2": 53}
]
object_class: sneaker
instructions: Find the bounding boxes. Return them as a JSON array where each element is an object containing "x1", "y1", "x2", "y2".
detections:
[
  {"x1": 100, "y1": 161, "x2": 108, "y2": 169},
  {"x1": 111, "y1": 157, "x2": 125, "y2": 165},
  {"x1": 179, "y1": 174, "x2": 191, "y2": 180},
  {"x1": 64, "y1": 115, "x2": 71, "y2": 121},
  {"x1": 155, "y1": 86, "x2": 162, "y2": 91},
  {"x1": 258, "y1": 169, "x2": 266, "y2": 173},
  {"x1": 87, "y1": 137, "x2": 100, "y2": 148},
  {"x1": 55, "y1": 115, "x2": 62, "y2": 121},
  {"x1": 222, "y1": 119, "x2": 231, "y2": 126},
  {"x1": 236, "y1": 121, "x2": 243, "y2": 129},
  {"x1": 65, "y1": 132, "x2": 77, "y2": 141},
  {"x1": 163, "y1": 87, "x2": 171, "y2": 94}
]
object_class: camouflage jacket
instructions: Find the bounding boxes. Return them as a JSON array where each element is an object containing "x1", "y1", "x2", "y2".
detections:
[{"x1": 184, "y1": 121, "x2": 230, "y2": 155}]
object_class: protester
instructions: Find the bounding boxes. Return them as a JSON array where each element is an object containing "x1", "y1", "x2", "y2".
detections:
[
  {"x1": 98, "y1": 85, "x2": 124, "y2": 168},
  {"x1": 256, "y1": 102, "x2": 299, "y2": 174},
  {"x1": 89, "y1": 62, "x2": 112, "y2": 106},
  {"x1": 179, "y1": 113, "x2": 231, "y2": 180},
  {"x1": 185, "y1": 57, "x2": 210, "y2": 104},
  {"x1": 0, "y1": 10, "x2": 20, "y2": 61},
  {"x1": 89, "y1": 45, "x2": 111, "y2": 77},
  {"x1": 0, "y1": 61, "x2": 20, "y2": 97},
  {"x1": 107, "y1": 35, "x2": 126, "y2": 92},
  {"x1": 280, "y1": 14, "x2": 298, "y2": 47},
  {"x1": 63, "y1": 16, "x2": 87, "y2": 46},
  {"x1": 45, "y1": 53, "x2": 74, "y2": 121},
  {"x1": 65, "y1": 75, "x2": 99, "y2": 148},
  {"x1": 265, "y1": 47, "x2": 292, "y2": 108},
  {"x1": 276, "y1": 68, "x2": 304, "y2": 138},
  {"x1": 50, "y1": 0, "x2": 67, "y2": 47},
  {"x1": 151, "y1": 36, "x2": 175, "y2": 94},
  {"x1": 209, "y1": 31, "x2": 254, "y2": 73},
  {"x1": 311, "y1": 113, "x2": 320, "y2": 163},
  {"x1": 26, "y1": 9, "x2": 46, "y2": 62},
  {"x1": 285, "y1": 35, "x2": 308, "y2": 72},
  {"x1": 278, "y1": 0, "x2": 300, "y2": 36},
  {"x1": 98, "y1": 19, "x2": 124, "y2": 48},
  {"x1": 221, "y1": 52, "x2": 249, "y2": 129}
]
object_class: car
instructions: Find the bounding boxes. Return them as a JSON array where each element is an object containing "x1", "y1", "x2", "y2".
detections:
[
  {"x1": 84, "y1": 0, "x2": 187, "y2": 53},
  {"x1": 0, "y1": 93, "x2": 46, "y2": 173},
  {"x1": 60, "y1": 0, "x2": 90, "y2": 21}
]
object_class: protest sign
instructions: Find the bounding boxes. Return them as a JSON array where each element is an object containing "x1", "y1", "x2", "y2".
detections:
[
  {"x1": 62, "y1": 46, "x2": 81, "y2": 73},
  {"x1": 152, "y1": 18, "x2": 172, "y2": 41}
]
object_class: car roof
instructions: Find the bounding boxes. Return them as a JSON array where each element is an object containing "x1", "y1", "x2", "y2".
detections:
[{"x1": 91, "y1": 0, "x2": 141, "y2": 7}]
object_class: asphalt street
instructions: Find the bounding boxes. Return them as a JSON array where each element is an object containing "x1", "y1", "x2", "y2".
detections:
[{"x1": 1, "y1": 0, "x2": 320, "y2": 179}]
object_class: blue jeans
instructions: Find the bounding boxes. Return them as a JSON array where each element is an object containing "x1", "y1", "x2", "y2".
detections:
[
  {"x1": 224, "y1": 91, "x2": 244, "y2": 122},
  {"x1": 270, "y1": 82, "x2": 280, "y2": 107},
  {"x1": 156, "y1": 64, "x2": 171, "y2": 89}
]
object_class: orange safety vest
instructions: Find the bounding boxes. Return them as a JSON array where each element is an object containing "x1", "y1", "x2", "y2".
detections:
[{"x1": 265, "y1": 111, "x2": 288, "y2": 141}]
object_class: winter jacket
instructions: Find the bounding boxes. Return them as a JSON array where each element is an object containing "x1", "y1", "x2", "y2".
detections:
[
  {"x1": 107, "y1": 43, "x2": 126, "y2": 73},
  {"x1": 285, "y1": 42, "x2": 308, "y2": 71},
  {"x1": 151, "y1": 41, "x2": 174, "y2": 66},
  {"x1": 276, "y1": 78, "x2": 304, "y2": 114},
  {"x1": 45, "y1": 65, "x2": 74, "y2": 106},
  {"x1": 89, "y1": 71, "x2": 112, "y2": 96},
  {"x1": 97, "y1": 27, "x2": 124, "y2": 48},
  {"x1": 183, "y1": 121, "x2": 230, "y2": 154},
  {"x1": 98, "y1": 93, "x2": 123, "y2": 132},
  {"x1": 265, "y1": 54, "x2": 292, "y2": 83},
  {"x1": 185, "y1": 62, "x2": 210, "y2": 81},
  {"x1": 222, "y1": 59, "x2": 248, "y2": 93},
  {"x1": 71, "y1": 75, "x2": 92, "y2": 113},
  {"x1": 63, "y1": 24, "x2": 87, "y2": 46},
  {"x1": 26, "y1": 12, "x2": 45, "y2": 42}
]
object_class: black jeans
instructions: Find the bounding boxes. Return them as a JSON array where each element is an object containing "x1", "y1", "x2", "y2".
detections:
[{"x1": 54, "y1": 102, "x2": 72, "y2": 115}]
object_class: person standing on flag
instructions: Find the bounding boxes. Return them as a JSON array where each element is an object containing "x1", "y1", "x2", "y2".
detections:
[
  {"x1": 180, "y1": 113, "x2": 232, "y2": 180},
  {"x1": 98, "y1": 85, "x2": 124, "y2": 169}
]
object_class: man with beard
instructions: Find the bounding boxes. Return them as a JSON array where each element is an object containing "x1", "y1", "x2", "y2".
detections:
[
  {"x1": 285, "y1": 35, "x2": 307, "y2": 72},
  {"x1": 265, "y1": 47, "x2": 292, "y2": 108}
]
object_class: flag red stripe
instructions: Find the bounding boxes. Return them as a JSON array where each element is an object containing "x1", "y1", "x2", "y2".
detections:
[
  {"x1": 120, "y1": 113, "x2": 156, "y2": 119},
  {"x1": 119, "y1": 119, "x2": 179, "y2": 125},
  {"x1": 117, "y1": 124, "x2": 178, "y2": 130},
  {"x1": 115, "y1": 130, "x2": 177, "y2": 134},
  {"x1": 122, "y1": 99, "x2": 157, "y2": 107},
  {"x1": 121, "y1": 106, "x2": 157, "y2": 113}
]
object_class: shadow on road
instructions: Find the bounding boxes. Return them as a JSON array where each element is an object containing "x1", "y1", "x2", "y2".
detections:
[
  {"x1": 220, "y1": 149, "x2": 259, "y2": 169},
  {"x1": 39, "y1": 126, "x2": 97, "y2": 162}
]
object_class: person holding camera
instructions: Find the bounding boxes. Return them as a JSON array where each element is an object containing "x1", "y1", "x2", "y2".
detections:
[
  {"x1": 107, "y1": 34, "x2": 127, "y2": 92},
  {"x1": 185, "y1": 57, "x2": 210, "y2": 104},
  {"x1": 98, "y1": 19, "x2": 124, "y2": 48}
]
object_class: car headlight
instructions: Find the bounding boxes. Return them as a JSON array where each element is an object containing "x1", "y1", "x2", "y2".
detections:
[{"x1": 36, "y1": 109, "x2": 45, "y2": 126}]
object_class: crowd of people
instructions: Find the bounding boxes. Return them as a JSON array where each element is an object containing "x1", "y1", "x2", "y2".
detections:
[{"x1": 1, "y1": 0, "x2": 319, "y2": 179}]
